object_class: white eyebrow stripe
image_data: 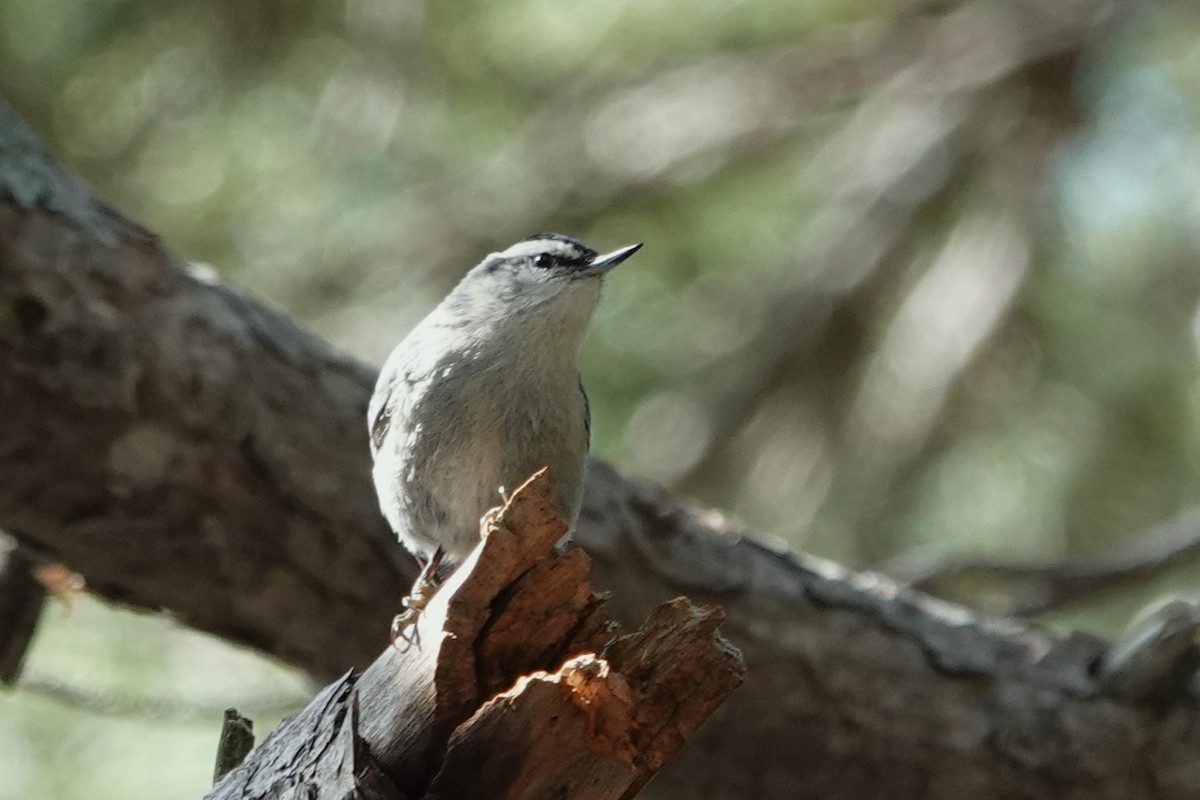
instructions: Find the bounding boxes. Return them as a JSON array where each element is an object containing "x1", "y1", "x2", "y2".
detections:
[{"x1": 498, "y1": 239, "x2": 584, "y2": 260}]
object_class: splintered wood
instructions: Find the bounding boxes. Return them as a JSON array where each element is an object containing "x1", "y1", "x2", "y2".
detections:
[
  {"x1": 208, "y1": 468, "x2": 745, "y2": 800},
  {"x1": 431, "y1": 602, "x2": 740, "y2": 800}
]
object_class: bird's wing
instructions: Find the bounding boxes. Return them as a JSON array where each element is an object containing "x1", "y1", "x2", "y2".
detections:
[
  {"x1": 368, "y1": 343, "x2": 416, "y2": 458},
  {"x1": 368, "y1": 391, "x2": 393, "y2": 457},
  {"x1": 368, "y1": 377, "x2": 393, "y2": 458},
  {"x1": 368, "y1": 325, "x2": 446, "y2": 459},
  {"x1": 578, "y1": 375, "x2": 591, "y2": 448}
]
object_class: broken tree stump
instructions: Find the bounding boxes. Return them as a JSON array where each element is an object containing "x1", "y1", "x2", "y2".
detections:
[{"x1": 206, "y1": 469, "x2": 746, "y2": 800}]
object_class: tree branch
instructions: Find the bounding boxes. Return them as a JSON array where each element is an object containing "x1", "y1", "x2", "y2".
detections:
[{"x1": 887, "y1": 504, "x2": 1200, "y2": 616}]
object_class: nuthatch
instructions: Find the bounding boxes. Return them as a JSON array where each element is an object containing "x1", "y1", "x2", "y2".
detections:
[{"x1": 368, "y1": 233, "x2": 640, "y2": 641}]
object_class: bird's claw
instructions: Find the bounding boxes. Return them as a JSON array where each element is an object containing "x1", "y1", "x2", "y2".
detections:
[
  {"x1": 390, "y1": 585, "x2": 435, "y2": 651},
  {"x1": 390, "y1": 611, "x2": 419, "y2": 650},
  {"x1": 390, "y1": 595, "x2": 425, "y2": 650},
  {"x1": 481, "y1": 506, "x2": 503, "y2": 529},
  {"x1": 479, "y1": 486, "x2": 511, "y2": 530},
  {"x1": 390, "y1": 548, "x2": 445, "y2": 651}
]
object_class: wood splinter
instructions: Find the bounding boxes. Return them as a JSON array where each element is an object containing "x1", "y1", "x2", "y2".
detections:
[
  {"x1": 212, "y1": 708, "x2": 255, "y2": 784},
  {"x1": 207, "y1": 468, "x2": 745, "y2": 800}
]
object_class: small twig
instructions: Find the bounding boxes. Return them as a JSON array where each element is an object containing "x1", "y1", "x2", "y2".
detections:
[
  {"x1": 213, "y1": 708, "x2": 255, "y2": 784},
  {"x1": 0, "y1": 537, "x2": 46, "y2": 686},
  {"x1": 887, "y1": 506, "x2": 1200, "y2": 615}
]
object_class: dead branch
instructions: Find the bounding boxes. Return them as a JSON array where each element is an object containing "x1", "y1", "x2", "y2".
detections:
[
  {"x1": 207, "y1": 471, "x2": 744, "y2": 800},
  {"x1": 888, "y1": 504, "x2": 1200, "y2": 615},
  {"x1": 213, "y1": 709, "x2": 255, "y2": 784}
]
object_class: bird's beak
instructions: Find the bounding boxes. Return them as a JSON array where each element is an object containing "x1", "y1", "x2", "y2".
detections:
[{"x1": 587, "y1": 243, "x2": 642, "y2": 275}]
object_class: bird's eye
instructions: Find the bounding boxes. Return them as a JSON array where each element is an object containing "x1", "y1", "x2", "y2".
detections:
[{"x1": 532, "y1": 254, "x2": 552, "y2": 269}]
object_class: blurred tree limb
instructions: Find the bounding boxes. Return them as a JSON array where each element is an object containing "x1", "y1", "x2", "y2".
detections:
[
  {"x1": 674, "y1": 0, "x2": 1111, "y2": 487},
  {"x1": 890, "y1": 505, "x2": 1200, "y2": 616},
  {"x1": 8, "y1": 4, "x2": 1200, "y2": 798},
  {"x1": 395, "y1": 0, "x2": 1120, "y2": 280},
  {"x1": 13, "y1": 672, "x2": 306, "y2": 722}
]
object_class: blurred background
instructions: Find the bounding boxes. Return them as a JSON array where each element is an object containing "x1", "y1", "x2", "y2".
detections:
[{"x1": 4, "y1": 0, "x2": 1200, "y2": 796}]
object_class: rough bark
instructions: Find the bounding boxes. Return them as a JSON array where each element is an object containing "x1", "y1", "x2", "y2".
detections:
[
  {"x1": 4, "y1": 92, "x2": 1200, "y2": 798},
  {"x1": 0, "y1": 99, "x2": 398, "y2": 674},
  {"x1": 206, "y1": 471, "x2": 744, "y2": 800}
]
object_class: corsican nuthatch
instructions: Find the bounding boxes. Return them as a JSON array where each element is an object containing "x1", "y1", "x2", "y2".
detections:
[{"x1": 368, "y1": 233, "x2": 641, "y2": 641}]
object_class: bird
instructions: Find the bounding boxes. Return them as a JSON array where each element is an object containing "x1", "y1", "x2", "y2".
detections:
[{"x1": 368, "y1": 232, "x2": 641, "y2": 643}]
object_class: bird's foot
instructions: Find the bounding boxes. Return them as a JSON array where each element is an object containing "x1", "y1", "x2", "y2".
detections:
[
  {"x1": 480, "y1": 486, "x2": 512, "y2": 530},
  {"x1": 390, "y1": 594, "x2": 429, "y2": 650},
  {"x1": 481, "y1": 506, "x2": 503, "y2": 529},
  {"x1": 390, "y1": 547, "x2": 445, "y2": 651}
]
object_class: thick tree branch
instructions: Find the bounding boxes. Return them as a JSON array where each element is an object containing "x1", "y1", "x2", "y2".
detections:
[
  {"x1": 4, "y1": 82, "x2": 1200, "y2": 798},
  {"x1": 1, "y1": 100, "x2": 401, "y2": 676}
]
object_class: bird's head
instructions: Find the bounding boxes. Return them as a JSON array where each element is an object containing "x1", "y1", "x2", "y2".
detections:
[
  {"x1": 444, "y1": 233, "x2": 641, "y2": 338},
  {"x1": 479, "y1": 232, "x2": 639, "y2": 296}
]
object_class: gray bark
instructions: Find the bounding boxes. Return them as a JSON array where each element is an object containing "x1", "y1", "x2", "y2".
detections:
[{"x1": 3, "y1": 93, "x2": 1200, "y2": 798}]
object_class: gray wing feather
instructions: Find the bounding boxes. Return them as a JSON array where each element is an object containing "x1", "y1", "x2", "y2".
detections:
[
  {"x1": 369, "y1": 381, "x2": 394, "y2": 455},
  {"x1": 368, "y1": 346, "x2": 414, "y2": 458},
  {"x1": 578, "y1": 375, "x2": 590, "y2": 448}
]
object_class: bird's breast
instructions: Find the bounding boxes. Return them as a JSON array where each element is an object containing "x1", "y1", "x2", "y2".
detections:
[{"x1": 387, "y1": 356, "x2": 588, "y2": 558}]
